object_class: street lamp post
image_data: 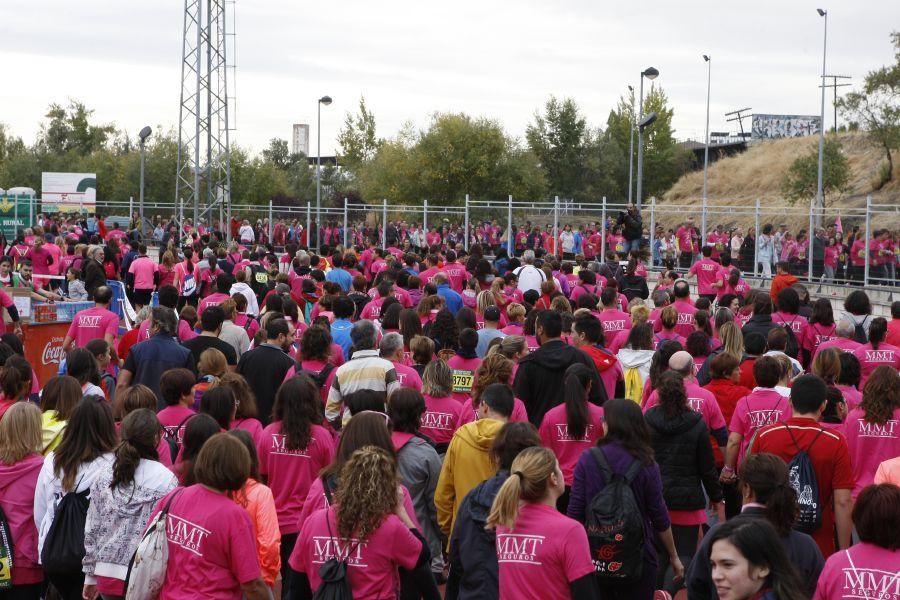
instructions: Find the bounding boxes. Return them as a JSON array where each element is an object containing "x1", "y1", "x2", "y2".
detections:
[
  {"x1": 702, "y1": 55, "x2": 711, "y2": 243},
  {"x1": 636, "y1": 67, "x2": 659, "y2": 209},
  {"x1": 815, "y1": 8, "x2": 827, "y2": 228},
  {"x1": 627, "y1": 85, "x2": 635, "y2": 204},
  {"x1": 138, "y1": 126, "x2": 152, "y2": 240},
  {"x1": 316, "y1": 95, "x2": 332, "y2": 249}
]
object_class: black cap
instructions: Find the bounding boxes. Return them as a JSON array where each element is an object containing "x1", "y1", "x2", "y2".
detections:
[{"x1": 484, "y1": 306, "x2": 501, "y2": 322}]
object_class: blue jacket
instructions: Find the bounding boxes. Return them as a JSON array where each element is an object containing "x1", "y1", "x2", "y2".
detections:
[
  {"x1": 436, "y1": 284, "x2": 463, "y2": 316},
  {"x1": 446, "y1": 470, "x2": 509, "y2": 600}
]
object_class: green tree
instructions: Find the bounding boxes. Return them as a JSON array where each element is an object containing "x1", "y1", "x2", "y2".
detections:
[
  {"x1": 782, "y1": 137, "x2": 850, "y2": 205},
  {"x1": 639, "y1": 85, "x2": 694, "y2": 199},
  {"x1": 261, "y1": 138, "x2": 294, "y2": 170},
  {"x1": 39, "y1": 101, "x2": 115, "y2": 155},
  {"x1": 337, "y1": 96, "x2": 380, "y2": 170},
  {"x1": 838, "y1": 31, "x2": 900, "y2": 184},
  {"x1": 526, "y1": 96, "x2": 588, "y2": 198}
]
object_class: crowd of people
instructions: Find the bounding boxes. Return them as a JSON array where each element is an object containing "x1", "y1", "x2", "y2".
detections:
[{"x1": 0, "y1": 209, "x2": 898, "y2": 600}]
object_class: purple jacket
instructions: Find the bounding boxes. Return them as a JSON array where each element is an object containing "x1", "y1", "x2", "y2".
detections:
[{"x1": 567, "y1": 441, "x2": 671, "y2": 566}]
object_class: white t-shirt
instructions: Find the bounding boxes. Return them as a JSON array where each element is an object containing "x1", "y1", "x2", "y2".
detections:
[{"x1": 514, "y1": 264, "x2": 546, "y2": 294}]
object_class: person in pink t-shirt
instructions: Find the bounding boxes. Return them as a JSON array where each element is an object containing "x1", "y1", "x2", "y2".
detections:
[
  {"x1": 197, "y1": 275, "x2": 232, "y2": 319},
  {"x1": 288, "y1": 446, "x2": 424, "y2": 599},
  {"x1": 157, "y1": 368, "x2": 198, "y2": 453},
  {"x1": 841, "y1": 366, "x2": 900, "y2": 498},
  {"x1": 256, "y1": 376, "x2": 335, "y2": 586},
  {"x1": 152, "y1": 434, "x2": 269, "y2": 600},
  {"x1": 597, "y1": 287, "x2": 632, "y2": 348},
  {"x1": 62, "y1": 285, "x2": 119, "y2": 362},
  {"x1": 538, "y1": 364, "x2": 604, "y2": 489},
  {"x1": 380, "y1": 332, "x2": 423, "y2": 391},
  {"x1": 487, "y1": 447, "x2": 597, "y2": 599},
  {"x1": 126, "y1": 245, "x2": 158, "y2": 307},
  {"x1": 813, "y1": 484, "x2": 900, "y2": 600},
  {"x1": 852, "y1": 318, "x2": 900, "y2": 388},
  {"x1": 687, "y1": 246, "x2": 721, "y2": 301},
  {"x1": 420, "y1": 361, "x2": 466, "y2": 448},
  {"x1": 722, "y1": 356, "x2": 789, "y2": 477},
  {"x1": 447, "y1": 331, "x2": 482, "y2": 404}
]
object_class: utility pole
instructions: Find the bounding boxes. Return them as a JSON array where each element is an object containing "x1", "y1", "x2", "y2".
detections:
[
  {"x1": 820, "y1": 75, "x2": 852, "y2": 131},
  {"x1": 725, "y1": 107, "x2": 752, "y2": 139}
]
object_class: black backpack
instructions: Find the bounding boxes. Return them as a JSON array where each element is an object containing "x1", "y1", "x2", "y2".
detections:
[
  {"x1": 41, "y1": 486, "x2": 90, "y2": 575},
  {"x1": 585, "y1": 448, "x2": 645, "y2": 582},
  {"x1": 301, "y1": 363, "x2": 336, "y2": 390},
  {"x1": 784, "y1": 425, "x2": 825, "y2": 534},
  {"x1": 853, "y1": 316, "x2": 869, "y2": 344},
  {"x1": 0, "y1": 505, "x2": 13, "y2": 589},
  {"x1": 248, "y1": 264, "x2": 269, "y2": 300},
  {"x1": 313, "y1": 479, "x2": 359, "y2": 600},
  {"x1": 782, "y1": 319, "x2": 800, "y2": 359}
]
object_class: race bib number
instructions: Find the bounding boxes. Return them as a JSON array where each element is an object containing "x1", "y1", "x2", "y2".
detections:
[
  {"x1": 452, "y1": 369, "x2": 474, "y2": 393},
  {"x1": 255, "y1": 271, "x2": 268, "y2": 284}
]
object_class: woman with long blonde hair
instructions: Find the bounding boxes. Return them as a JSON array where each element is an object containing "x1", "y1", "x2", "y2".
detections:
[
  {"x1": 288, "y1": 446, "x2": 428, "y2": 598},
  {"x1": 458, "y1": 354, "x2": 528, "y2": 424},
  {"x1": 486, "y1": 447, "x2": 596, "y2": 598}
]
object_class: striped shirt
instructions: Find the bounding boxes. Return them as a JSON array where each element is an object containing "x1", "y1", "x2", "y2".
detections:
[{"x1": 325, "y1": 349, "x2": 399, "y2": 425}]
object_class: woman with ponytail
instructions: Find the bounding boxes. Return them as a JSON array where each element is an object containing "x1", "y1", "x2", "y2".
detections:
[
  {"x1": 852, "y1": 317, "x2": 900, "y2": 387},
  {"x1": 486, "y1": 446, "x2": 596, "y2": 599},
  {"x1": 173, "y1": 246, "x2": 199, "y2": 308},
  {"x1": 687, "y1": 453, "x2": 824, "y2": 599},
  {"x1": 538, "y1": 363, "x2": 604, "y2": 512},
  {"x1": 82, "y1": 409, "x2": 177, "y2": 600}
]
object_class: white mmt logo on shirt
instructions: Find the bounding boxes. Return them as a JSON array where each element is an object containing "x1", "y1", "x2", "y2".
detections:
[
  {"x1": 496, "y1": 534, "x2": 545, "y2": 565},
  {"x1": 311, "y1": 537, "x2": 367, "y2": 567},
  {"x1": 167, "y1": 515, "x2": 211, "y2": 556}
]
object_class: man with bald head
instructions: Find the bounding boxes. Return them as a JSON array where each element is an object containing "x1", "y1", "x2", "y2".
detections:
[
  {"x1": 642, "y1": 351, "x2": 728, "y2": 449},
  {"x1": 434, "y1": 272, "x2": 462, "y2": 315}
]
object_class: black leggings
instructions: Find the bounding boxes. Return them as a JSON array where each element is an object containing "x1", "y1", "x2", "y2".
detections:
[
  {"x1": 0, "y1": 583, "x2": 42, "y2": 600},
  {"x1": 280, "y1": 532, "x2": 299, "y2": 599},
  {"x1": 656, "y1": 524, "x2": 700, "y2": 592},
  {"x1": 47, "y1": 572, "x2": 85, "y2": 600}
]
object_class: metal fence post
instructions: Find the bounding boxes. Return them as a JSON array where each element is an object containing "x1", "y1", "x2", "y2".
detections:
[
  {"x1": 808, "y1": 199, "x2": 815, "y2": 282},
  {"x1": 382, "y1": 199, "x2": 387, "y2": 251},
  {"x1": 864, "y1": 194, "x2": 871, "y2": 287},
  {"x1": 600, "y1": 197, "x2": 607, "y2": 264},
  {"x1": 225, "y1": 196, "x2": 231, "y2": 244},
  {"x1": 553, "y1": 196, "x2": 559, "y2": 257},
  {"x1": 343, "y1": 198, "x2": 349, "y2": 248},
  {"x1": 423, "y1": 199, "x2": 428, "y2": 236},
  {"x1": 128, "y1": 196, "x2": 133, "y2": 229},
  {"x1": 754, "y1": 199, "x2": 760, "y2": 278},
  {"x1": 507, "y1": 194, "x2": 513, "y2": 254},
  {"x1": 649, "y1": 197, "x2": 656, "y2": 262},
  {"x1": 268, "y1": 199, "x2": 274, "y2": 245},
  {"x1": 464, "y1": 194, "x2": 470, "y2": 252},
  {"x1": 306, "y1": 202, "x2": 311, "y2": 250}
]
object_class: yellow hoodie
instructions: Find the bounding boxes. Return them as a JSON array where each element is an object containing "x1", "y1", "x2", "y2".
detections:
[
  {"x1": 41, "y1": 410, "x2": 66, "y2": 455},
  {"x1": 434, "y1": 418, "x2": 504, "y2": 537}
]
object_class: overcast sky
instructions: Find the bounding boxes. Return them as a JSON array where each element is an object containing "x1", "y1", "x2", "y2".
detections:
[{"x1": 1, "y1": 0, "x2": 897, "y2": 157}]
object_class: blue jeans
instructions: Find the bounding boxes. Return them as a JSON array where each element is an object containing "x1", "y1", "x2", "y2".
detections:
[{"x1": 624, "y1": 238, "x2": 642, "y2": 253}]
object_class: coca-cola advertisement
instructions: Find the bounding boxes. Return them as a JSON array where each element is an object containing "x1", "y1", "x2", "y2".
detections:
[{"x1": 23, "y1": 322, "x2": 70, "y2": 387}]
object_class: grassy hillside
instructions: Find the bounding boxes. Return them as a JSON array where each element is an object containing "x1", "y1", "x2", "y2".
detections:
[{"x1": 661, "y1": 132, "x2": 899, "y2": 231}]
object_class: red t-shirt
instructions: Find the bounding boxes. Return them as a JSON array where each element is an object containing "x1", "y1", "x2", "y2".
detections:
[
  {"x1": 289, "y1": 506, "x2": 421, "y2": 599},
  {"x1": 750, "y1": 417, "x2": 854, "y2": 557},
  {"x1": 256, "y1": 422, "x2": 335, "y2": 535}
]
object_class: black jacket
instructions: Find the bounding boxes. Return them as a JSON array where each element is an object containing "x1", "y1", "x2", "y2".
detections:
[
  {"x1": 514, "y1": 340, "x2": 606, "y2": 426},
  {"x1": 644, "y1": 407, "x2": 721, "y2": 510},
  {"x1": 619, "y1": 210, "x2": 643, "y2": 241},
  {"x1": 741, "y1": 314, "x2": 779, "y2": 343},
  {"x1": 616, "y1": 274, "x2": 649, "y2": 301},
  {"x1": 445, "y1": 471, "x2": 508, "y2": 600},
  {"x1": 686, "y1": 506, "x2": 825, "y2": 599},
  {"x1": 83, "y1": 258, "x2": 107, "y2": 300}
]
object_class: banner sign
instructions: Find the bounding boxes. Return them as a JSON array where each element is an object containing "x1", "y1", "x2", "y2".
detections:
[
  {"x1": 0, "y1": 195, "x2": 33, "y2": 239},
  {"x1": 751, "y1": 114, "x2": 822, "y2": 140},
  {"x1": 41, "y1": 172, "x2": 97, "y2": 210}
]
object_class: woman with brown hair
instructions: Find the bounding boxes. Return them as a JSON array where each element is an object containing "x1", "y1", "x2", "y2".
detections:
[
  {"x1": 118, "y1": 383, "x2": 176, "y2": 468},
  {"x1": 409, "y1": 334, "x2": 434, "y2": 377},
  {"x1": 288, "y1": 447, "x2": 429, "y2": 599},
  {"x1": 217, "y1": 371, "x2": 264, "y2": 444},
  {"x1": 39, "y1": 375, "x2": 82, "y2": 455},
  {"x1": 458, "y1": 353, "x2": 528, "y2": 425},
  {"x1": 842, "y1": 365, "x2": 900, "y2": 498}
]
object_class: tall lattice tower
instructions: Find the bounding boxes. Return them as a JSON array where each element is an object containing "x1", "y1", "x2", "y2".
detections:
[{"x1": 175, "y1": 0, "x2": 235, "y2": 234}]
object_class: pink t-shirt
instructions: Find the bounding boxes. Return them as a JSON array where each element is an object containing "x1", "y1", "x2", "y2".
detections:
[
  {"x1": 286, "y1": 360, "x2": 338, "y2": 403},
  {"x1": 672, "y1": 300, "x2": 698, "y2": 338},
  {"x1": 442, "y1": 264, "x2": 469, "y2": 293},
  {"x1": 538, "y1": 402, "x2": 604, "y2": 485},
  {"x1": 842, "y1": 407, "x2": 900, "y2": 498},
  {"x1": 728, "y1": 388, "x2": 788, "y2": 463},
  {"x1": 154, "y1": 485, "x2": 261, "y2": 600},
  {"x1": 835, "y1": 385, "x2": 863, "y2": 412},
  {"x1": 812, "y1": 543, "x2": 900, "y2": 600},
  {"x1": 771, "y1": 312, "x2": 809, "y2": 346},
  {"x1": 256, "y1": 422, "x2": 335, "y2": 534},
  {"x1": 229, "y1": 418, "x2": 264, "y2": 447},
  {"x1": 128, "y1": 256, "x2": 158, "y2": 290},
  {"x1": 446, "y1": 355, "x2": 481, "y2": 403},
  {"x1": 0, "y1": 290, "x2": 14, "y2": 335},
  {"x1": 66, "y1": 306, "x2": 118, "y2": 347},
  {"x1": 688, "y1": 258, "x2": 720, "y2": 295},
  {"x1": 643, "y1": 380, "x2": 726, "y2": 434},
  {"x1": 496, "y1": 503, "x2": 594, "y2": 600},
  {"x1": 392, "y1": 361, "x2": 423, "y2": 391},
  {"x1": 198, "y1": 293, "x2": 231, "y2": 318},
  {"x1": 157, "y1": 405, "x2": 196, "y2": 448},
  {"x1": 457, "y1": 396, "x2": 529, "y2": 426},
  {"x1": 289, "y1": 507, "x2": 421, "y2": 599},
  {"x1": 597, "y1": 309, "x2": 632, "y2": 347},
  {"x1": 803, "y1": 322, "x2": 837, "y2": 355},
  {"x1": 138, "y1": 318, "x2": 196, "y2": 342},
  {"x1": 813, "y1": 337, "x2": 862, "y2": 360},
  {"x1": 421, "y1": 394, "x2": 466, "y2": 444},
  {"x1": 852, "y1": 343, "x2": 900, "y2": 388},
  {"x1": 359, "y1": 297, "x2": 386, "y2": 321},
  {"x1": 295, "y1": 477, "x2": 420, "y2": 533}
]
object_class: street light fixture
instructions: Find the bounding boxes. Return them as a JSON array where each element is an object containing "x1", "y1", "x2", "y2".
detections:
[
  {"x1": 636, "y1": 67, "x2": 660, "y2": 209},
  {"x1": 627, "y1": 85, "x2": 636, "y2": 204},
  {"x1": 815, "y1": 9, "x2": 827, "y2": 228},
  {"x1": 702, "y1": 54, "x2": 712, "y2": 243},
  {"x1": 316, "y1": 95, "x2": 333, "y2": 249},
  {"x1": 138, "y1": 126, "x2": 152, "y2": 240}
]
